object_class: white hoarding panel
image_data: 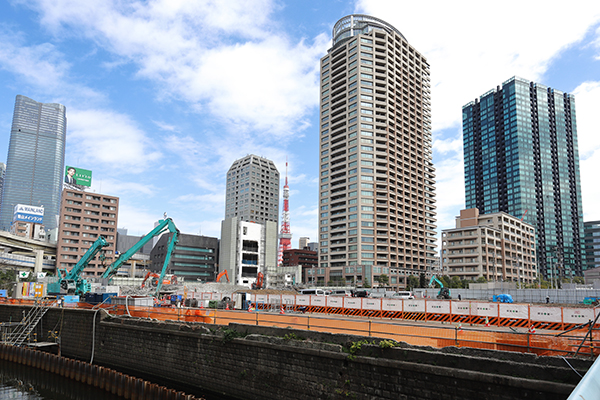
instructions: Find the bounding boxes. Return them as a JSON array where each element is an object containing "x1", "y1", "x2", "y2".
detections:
[
  {"x1": 344, "y1": 297, "x2": 361, "y2": 309},
  {"x1": 311, "y1": 296, "x2": 326, "y2": 306},
  {"x1": 362, "y1": 298, "x2": 381, "y2": 311},
  {"x1": 247, "y1": 294, "x2": 255, "y2": 302},
  {"x1": 268, "y1": 294, "x2": 281, "y2": 303},
  {"x1": 471, "y1": 302, "x2": 498, "y2": 317},
  {"x1": 530, "y1": 306, "x2": 562, "y2": 323},
  {"x1": 327, "y1": 297, "x2": 343, "y2": 308},
  {"x1": 255, "y1": 294, "x2": 268, "y2": 303},
  {"x1": 563, "y1": 308, "x2": 594, "y2": 325},
  {"x1": 499, "y1": 304, "x2": 528, "y2": 320},
  {"x1": 381, "y1": 299, "x2": 402, "y2": 312},
  {"x1": 451, "y1": 301, "x2": 471, "y2": 315},
  {"x1": 296, "y1": 295, "x2": 310, "y2": 306},
  {"x1": 281, "y1": 295, "x2": 296, "y2": 305},
  {"x1": 427, "y1": 301, "x2": 450, "y2": 314},
  {"x1": 201, "y1": 292, "x2": 213, "y2": 299},
  {"x1": 404, "y1": 299, "x2": 425, "y2": 313}
]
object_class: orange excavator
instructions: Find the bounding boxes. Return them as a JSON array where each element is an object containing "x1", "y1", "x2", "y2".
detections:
[
  {"x1": 251, "y1": 272, "x2": 264, "y2": 290},
  {"x1": 216, "y1": 270, "x2": 230, "y2": 283},
  {"x1": 141, "y1": 271, "x2": 177, "y2": 288}
]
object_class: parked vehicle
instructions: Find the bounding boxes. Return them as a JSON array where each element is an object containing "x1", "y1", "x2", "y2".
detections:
[
  {"x1": 300, "y1": 289, "x2": 327, "y2": 296},
  {"x1": 330, "y1": 289, "x2": 353, "y2": 297},
  {"x1": 389, "y1": 291, "x2": 414, "y2": 299},
  {"x1": 353, "y1": 290, "x2": 370, "y2": 298}
]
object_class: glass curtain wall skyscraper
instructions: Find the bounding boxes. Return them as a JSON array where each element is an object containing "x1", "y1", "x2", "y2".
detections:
[
  {"x1": 0, "y1": 95, "x2": 67, "y2": 232},
  {"x1": 318, "y1": 15, "x2": 437, "y2": 288},
  {"x1": 462, "y1": 77, "x2": 585, "y2": 279}
]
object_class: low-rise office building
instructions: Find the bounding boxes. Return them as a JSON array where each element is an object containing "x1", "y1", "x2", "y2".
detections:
[{"x1": 150, "y1": 233, "x2": 218, "y2": 282}]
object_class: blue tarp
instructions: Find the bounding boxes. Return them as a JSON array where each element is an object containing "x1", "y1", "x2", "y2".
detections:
[{"x1": 492, "y1": 294, "x2": 514, "y2": 303}]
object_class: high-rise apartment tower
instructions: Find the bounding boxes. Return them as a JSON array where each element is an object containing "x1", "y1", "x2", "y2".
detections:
[
  {"x1": 463, "y1": 76, "x2": 585, "y2": 279},
  {"x1": 0, "y1": 95, "x2": 66, "y2": 232},
  {"x1": 318, "y1": 15, "x2": 437, "y2": 288},
  {"x1": 225, "y1": 154, "x2": 279, "y2": 225}
]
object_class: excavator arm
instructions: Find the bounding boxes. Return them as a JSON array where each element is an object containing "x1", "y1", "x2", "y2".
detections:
[
  {"x1": 102, "y1": 218, "x2": 179, "y2": 280},
  {"x1": 216, "y1": 270, "x2": 230, "y2": 283}
]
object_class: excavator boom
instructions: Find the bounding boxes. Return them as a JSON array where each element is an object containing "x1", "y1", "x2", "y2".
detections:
[
  {"x1": 102, "y1": 218, "x2": 179, "y2": 280},
  {"x1": 216, "y1": 270, "x2": 230, "y2": 283}
]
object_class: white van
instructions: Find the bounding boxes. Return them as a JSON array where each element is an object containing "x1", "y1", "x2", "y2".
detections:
[
  {"x1": 330, "y1": 289, "x2": 353, "y2": 297},
  {"x1": 299, "y1": 289, "x2": 326, "y2": 296}
]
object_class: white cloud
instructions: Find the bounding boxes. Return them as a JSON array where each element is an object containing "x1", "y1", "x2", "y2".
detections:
[
  {"x1": 25, "y1": 0, "x2": 330, "y2": 139},
  {"x1": 356, "y1": 1, "x2": 600, "y2": 131},
  {"x1": 115, "y1": 204, "x2": 163, "y2": 236},
  {"x1": 0, "y1": 26, "x2": 102, "y2": 102},
  {"x1": 89, "y1": 179, "x2": 156, "y2": 197},
  {"x1": 573, "y1": 81, "x2": 600, "y2": 158},
  {"x1": 67, "y1": 108, "x2": 162, "y2": 174},
  {"x1": 573, "y1": 80, "x2": 600, "y2": 220}
]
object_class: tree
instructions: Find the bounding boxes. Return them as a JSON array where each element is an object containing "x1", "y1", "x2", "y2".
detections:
[
  {"x1": 376, "y1": 274, "x2": 389, "y2": 286},
  {"x1": 476, "y1": 276, "x2": 487, "y2": 283},
  {"x1": 407, "y1": 275, "x2": 419, "y2": 290},
  {"x1": 362, "y1": 278, "x2": 371, "y2": 288},
  {"x1": 573, "y1": 276, "x2": 585, "y2": 285},
  {"x1": 0, "y1": 269, "x2": 17, "y2": 297},
  {"x1": 449, "y1": 276, "x2": 462, "y2": 288}
]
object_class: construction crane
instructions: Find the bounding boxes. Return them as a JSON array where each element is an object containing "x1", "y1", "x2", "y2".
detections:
[
  {"x1": 428, "y1": 276, "x2": 451, "y2": 299},
  {"x1": 102, "y1": 217, "x2": 179, "y2": 296},
  {"x1": 48, "y1": 236, "x2": 110, "y2": 295}
]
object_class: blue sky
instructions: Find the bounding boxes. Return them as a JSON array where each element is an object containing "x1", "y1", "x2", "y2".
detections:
[{"x1": 0, "y1": 0, "x2": 599, "y2": 247}]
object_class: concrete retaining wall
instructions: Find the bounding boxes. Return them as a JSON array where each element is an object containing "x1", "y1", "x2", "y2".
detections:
[{"x1": 0, "y1": 304, "x2": 592, "y2": 400}]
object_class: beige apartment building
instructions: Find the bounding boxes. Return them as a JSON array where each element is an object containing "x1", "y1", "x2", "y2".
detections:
[
  {"x1": 56, "y1": 189, "x2": 119, "y2": 277},
  {"x1": 317, "y1": 15, "x2": 437, "y2": 290},
  {"x1": 441, "y1": 208, "x2": 536, "y2": 284}
]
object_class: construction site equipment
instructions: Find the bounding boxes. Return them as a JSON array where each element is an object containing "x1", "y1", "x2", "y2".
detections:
[
  {"x1": 102, "y1": 217, "x2": 179, "y2": 296},
  {"x1": 251, "y1": 272, "x2": 264, "y2": 290},
  {"x1": 48, "y1": 236, "x2": 110, "y2": 295},
  {"x1": 216, "y1": 270, "x2": 230, "y2": 283},
  {"x1": 428, "y1": 276, "x2": 451, "y2": 299},
  {"x1": 141, "y1": 272, "x2": 177, "y2": 288}
]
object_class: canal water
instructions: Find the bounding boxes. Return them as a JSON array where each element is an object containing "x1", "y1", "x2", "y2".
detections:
[
  {"x1": 0, "y1": 359, "x2": 122, "y2": 399},
  {"x1": 0, "y1": 359, "x2": 239, "y2": 400}
]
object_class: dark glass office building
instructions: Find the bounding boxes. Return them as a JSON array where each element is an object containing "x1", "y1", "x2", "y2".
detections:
[
  {"x1": 462, "y1": 77, "x2": 585, "y2": 279},
  {"x1": 0, "y1": 95, "x2": 67, "y2": 232}
]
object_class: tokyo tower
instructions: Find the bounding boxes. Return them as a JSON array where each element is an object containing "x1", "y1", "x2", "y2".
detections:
[{"x1": 277, "y1": 160, "x2": 292, "y2": 266}]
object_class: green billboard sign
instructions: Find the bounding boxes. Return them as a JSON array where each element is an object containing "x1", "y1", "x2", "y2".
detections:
[{"x1": 65, "y1": 166, "x2": 92, "y2": 187}]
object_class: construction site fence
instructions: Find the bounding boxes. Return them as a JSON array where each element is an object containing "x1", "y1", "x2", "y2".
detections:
[
  {"x1": 243, "y1": 294, "x2": 600, "y2": 332},
  {"x1": 101, "y1": 305, "x2": 599, "y2": 359},
  {"x1": 416, "y1": 288, "x2": 600, "y2": 305}
]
